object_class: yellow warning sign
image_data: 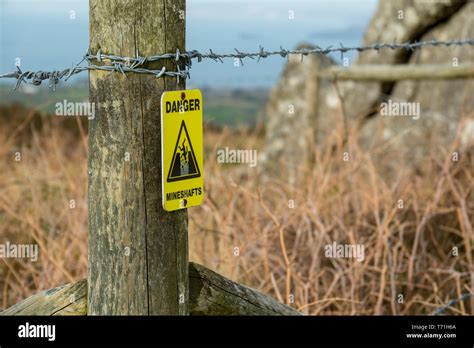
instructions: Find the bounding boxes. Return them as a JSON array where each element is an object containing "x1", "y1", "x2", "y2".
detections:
[{"x1": 161, "y1": 89, "x2": 204, "y2": 211}]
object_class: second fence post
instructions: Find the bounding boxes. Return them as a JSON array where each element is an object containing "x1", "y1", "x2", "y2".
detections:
[{"x1": 87, "y1": 0, "x2": 188, "y2": 315}]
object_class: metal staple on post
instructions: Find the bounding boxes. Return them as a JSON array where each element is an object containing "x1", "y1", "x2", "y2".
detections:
[{"x1": 0, "y1": 38, "x2": 473, "y2": 90}]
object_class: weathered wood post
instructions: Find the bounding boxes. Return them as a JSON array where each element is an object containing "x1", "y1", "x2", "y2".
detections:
[{"x1": 88, "y1": 0, "x2": 188, "y2": 315}]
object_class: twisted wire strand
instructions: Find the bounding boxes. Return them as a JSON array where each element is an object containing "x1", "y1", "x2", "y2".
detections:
[
  {"x1": 87, "y1": 39, "x2": 474, "y2": 64},
  {"x1": 431, "y1": 293, "x2": 472, "y2": 316},
  {"x1": 1, "y1": 38, "x2": 473, "y2": 90}
]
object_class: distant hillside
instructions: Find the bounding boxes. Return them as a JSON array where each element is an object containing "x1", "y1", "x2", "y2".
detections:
[{"x1": 0, "y1": 83, "x2": 268, "y2": 128}]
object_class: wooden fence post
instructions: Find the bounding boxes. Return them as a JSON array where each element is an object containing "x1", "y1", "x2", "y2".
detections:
[{"x1": 88, "y1": 0, "x2": 188, "y2": 315}]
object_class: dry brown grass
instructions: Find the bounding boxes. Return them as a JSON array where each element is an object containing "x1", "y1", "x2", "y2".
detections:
[
  {"x1": 0, "y1": 104, "x2": 473, "y2": 315},
  {"x1": 0, "y1": 105, "x2": 88, "y2": 309}
]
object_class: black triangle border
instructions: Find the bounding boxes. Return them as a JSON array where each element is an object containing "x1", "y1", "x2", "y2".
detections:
[{"x1": 166, "y1": 120, "x2": 201, "y2": 182}]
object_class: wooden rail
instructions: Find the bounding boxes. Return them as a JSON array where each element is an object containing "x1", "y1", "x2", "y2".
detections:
[
  {"x1": 318, "y1": 63, "x2": 474, "y2": 81},
  {"x1": 0, "y1": 279, "x2": 87, "y2": 316},
  {"x1": 0, "y1": 263, "x2": 300, "y2": 316}
]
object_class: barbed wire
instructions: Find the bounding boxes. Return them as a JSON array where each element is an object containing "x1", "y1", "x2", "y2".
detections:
[
  {"x1": 0, "y1": 57, "x2": 190, "y2": 91},
  {"x1": 0, "y1": 38, "x2": 473, "y2": 90},
  {"x1": 87, "y1": 38, "x2": 474, "y2": 65},
  {"x1": 431, "y1": 293, "x2": 472, "y2": 315}
]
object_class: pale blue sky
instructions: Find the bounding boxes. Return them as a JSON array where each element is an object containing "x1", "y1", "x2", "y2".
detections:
[{"x1": 0, "y1": 0, "x2": 379, "y2": 87}]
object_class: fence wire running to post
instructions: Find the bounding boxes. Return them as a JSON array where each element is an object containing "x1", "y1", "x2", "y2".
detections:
[
  {"x1": 431, "y1": 293, "x2": 473, "y2": 316},
  {"x1": 0, "y1": 38, "x2": 473, "y2": 90}
]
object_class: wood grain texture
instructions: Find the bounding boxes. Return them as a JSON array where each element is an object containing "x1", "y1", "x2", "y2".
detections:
[
  {"x1": 0, "y1": 280, "x2": 87, "y2": 316},
  {"x1": 88, "y1": 0, "x2": 188, "y2": 315},
  {"x1": 2, "y1": 263, "x2": 300, "y2": 316},
  {"x1": 189, "y1": 263, "x2": 300, "y2": 316}
]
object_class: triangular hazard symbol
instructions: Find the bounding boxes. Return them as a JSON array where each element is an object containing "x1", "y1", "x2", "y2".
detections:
[{"x1": 167, "y1": 120, "x2": 201, "y2": 182}]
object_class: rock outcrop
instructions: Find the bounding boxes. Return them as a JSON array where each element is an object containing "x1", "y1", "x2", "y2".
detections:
[
  {"x1": 342, "y1": 0, "x2": 469, "y2": 121},
  {"x1": 262, "y1": 0, "x2": 473, "y2": 173},
  {"x1": 356, "y1": 0, "x2": 474, "y2": 164},
  {"x1": 261, "y1": 43, "x2": 337, "y2": 182}
]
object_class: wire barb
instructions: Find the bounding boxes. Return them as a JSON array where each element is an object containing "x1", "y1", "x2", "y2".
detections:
[{"x1": 1, "y1": 38, "x2": 473, "y2": 90}]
